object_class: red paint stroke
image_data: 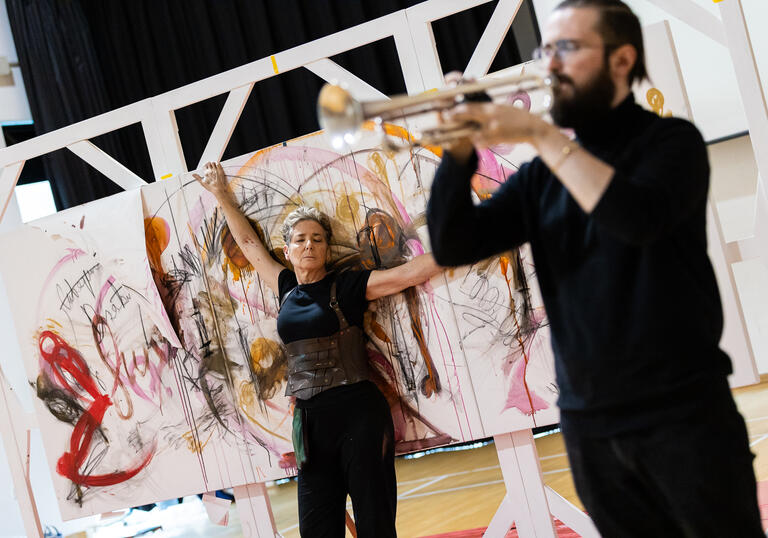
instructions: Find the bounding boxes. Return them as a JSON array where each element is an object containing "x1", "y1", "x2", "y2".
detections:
[
  {"x1": 279, "y1": 452, "x2": 297, "y2": 472},
  {"x1": 38, "y1": 331, "x2": 154, "y2": 488}
]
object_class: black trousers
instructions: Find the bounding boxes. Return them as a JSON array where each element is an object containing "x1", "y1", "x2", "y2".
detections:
[
  {"x1": 297, "y1": 383, "x2": 397, "y2": 537},
  {"x1": 561, "y1": 395, "x2": 763, "y2": 538}
]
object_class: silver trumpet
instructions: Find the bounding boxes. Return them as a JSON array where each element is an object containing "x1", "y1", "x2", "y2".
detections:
[{"x1": 317, "y1": 73, "x2": 555, "y2": 150}]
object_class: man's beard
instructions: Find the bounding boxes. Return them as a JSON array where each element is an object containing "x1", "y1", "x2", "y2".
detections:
[{"x1": 550, "y1": 64, "x2": 615, "y2": 130}]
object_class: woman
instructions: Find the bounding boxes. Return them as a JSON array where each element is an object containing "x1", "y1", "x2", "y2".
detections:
[{"x1": 194, "y1": 161, "x2": 442, "y2": 537}]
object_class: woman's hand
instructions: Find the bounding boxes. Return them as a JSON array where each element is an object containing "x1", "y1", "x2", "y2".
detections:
[{"x1": 192, "y1": 161, "x2": 235, "y2": 203}]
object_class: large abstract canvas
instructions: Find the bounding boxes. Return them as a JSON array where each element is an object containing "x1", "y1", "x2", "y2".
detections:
[
  {"x1": 0, "y1": 191, "x2": 198, "y2": 519},
  {"x1": 141, "y1": 125, "x2": 559, "y2": 465},
  {"x1": 1, "y1": 127, "x2": 558, "y2": 519}
]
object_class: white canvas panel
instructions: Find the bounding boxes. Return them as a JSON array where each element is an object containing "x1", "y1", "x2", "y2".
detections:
[{"x1": 0, "y1": 190, "x2": 204, "y2": 520}]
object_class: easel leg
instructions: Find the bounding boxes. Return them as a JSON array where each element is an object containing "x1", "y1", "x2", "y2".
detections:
[
  {"x1": 485, "y1": 493, "x2": 516, "y2": 536},
  {"x1": 233, "y1": 482, "x2": 280, "y2": 538},
  {"x1": 486, "y1": 430, "x2": 557, "y2": 537},
  {"x1": 0, "y1": 365, "x2": 43, "y2": 538},
  {"x1": 486, "y1": 429, "x2": 599, "y2": 537},
  {"x1": 545, "y1": 487, "x2": 599, "y2": 538}
]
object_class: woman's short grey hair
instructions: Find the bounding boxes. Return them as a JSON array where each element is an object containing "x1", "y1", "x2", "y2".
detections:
[{"x1": 280, "y1": 206, "x2": 333, "y2": 245}]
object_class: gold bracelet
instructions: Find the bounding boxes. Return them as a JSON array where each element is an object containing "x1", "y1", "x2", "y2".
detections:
[{"x1": 552, "y1": 141, "x2": 579, "y2": 173}]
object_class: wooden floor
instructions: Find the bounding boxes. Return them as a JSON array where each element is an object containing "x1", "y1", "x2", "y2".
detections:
[
  {"x1": 78, "y1": 377, "x2": 768, "y2": 537},
  {"x1": 265, "y1": 376, "x2": 768, "y2": 537}
]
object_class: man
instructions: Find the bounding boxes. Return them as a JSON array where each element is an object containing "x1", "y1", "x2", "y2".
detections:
[{"x1": 427, "y1": 0, "x2": 764, "y2": 535}]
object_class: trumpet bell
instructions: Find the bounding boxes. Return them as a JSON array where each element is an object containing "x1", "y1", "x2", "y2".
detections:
[{"x1": 317, "y1": 83, "x2": 364, "y2": 149}]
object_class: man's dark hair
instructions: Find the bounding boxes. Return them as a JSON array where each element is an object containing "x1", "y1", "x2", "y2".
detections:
[{"x1": 555, "y1": 0, "x2": 648, "y2": 85}]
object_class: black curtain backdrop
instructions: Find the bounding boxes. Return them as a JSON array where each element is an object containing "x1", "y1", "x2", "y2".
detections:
[{"x1": 8, "y1": 0, "x2": 539, "y2": 209}]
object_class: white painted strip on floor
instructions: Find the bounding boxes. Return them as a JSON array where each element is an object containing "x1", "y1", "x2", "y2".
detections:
[
  {"x1": 397, "y1": 464, "x2": 501, "y2": 485},
  {"x1": 398, "y1": 466, "x2": 571, "y2": 502},
  {"x1": 399, "y1": 478, "x2": 505, "y2": 500},
  {"x1": 540, "y1": 452, "x2": 568, "y2": 461},
  {"x1": 397, "y1": 454, "x2": 566, "y2": 488},
  {"x1": 747, "y1": 415, "x2": 768, "y2": 423},
  {"x1": 398, "y1": 476, "x2": 448, "y2": 498},
  {"x1": 750, "y1": 433, "x2": 768, "y2": 448},
  {"x1": 542, "y1": 467, "x2": 570, "y2": 475},
  {"x1": 310, "y1": 464, "x2": 572, "y2": 525},
  {"x1": 279, "y1": 522, "x2": 299, "y2": 534}
]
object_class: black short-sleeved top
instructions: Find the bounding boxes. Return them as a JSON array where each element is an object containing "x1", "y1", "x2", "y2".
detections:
[
  {"x1": 277, "y1": 269, "x2": 371, "y2": 343},
  {"x1": 277, "y1": 268, "x2": 374, "y2": 408}
]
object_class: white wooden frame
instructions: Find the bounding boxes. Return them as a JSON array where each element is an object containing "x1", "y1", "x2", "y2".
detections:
[
  {"x1": 0, "y1": 0, "x2": 765, "y2": 536},
  {"x1": 639, "y1": 1, "x2": 768, "y2": 299},
  {"x1": 0, "y1": 2, "x2": 562, "y2": 536}
]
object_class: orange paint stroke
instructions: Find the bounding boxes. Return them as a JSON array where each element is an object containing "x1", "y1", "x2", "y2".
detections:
[
  {"x1": 373, "y1": 122, "x2": 443, "y2": 158},
  {"x1": 144, "y1": 217, "x2": 170, "y2": 270},
  {"x1": 183, "y1": 429, "x2": 213, "y2": 454},
  {"x1": 238, "y1": 382, "x2": 291, "y2": 443},
  {"x1": 500, "y1": 255, "x2": 537, "y2": 423},
  {"x1": 405, "y1": 288, "x2": 440, "y2": 398}
]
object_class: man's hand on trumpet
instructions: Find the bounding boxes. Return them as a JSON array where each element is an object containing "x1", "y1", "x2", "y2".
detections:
[
  {"x1": 444, "y1": 103, "x2": 546, "y2": 149},
  {"x1": 438, "y1": 71, "x2": 549, "y2": 163}
]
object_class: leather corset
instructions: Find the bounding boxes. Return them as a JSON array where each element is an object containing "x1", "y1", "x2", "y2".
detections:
[{"x1": 282, "y1": 279, "x2": 370, "y2": 400}]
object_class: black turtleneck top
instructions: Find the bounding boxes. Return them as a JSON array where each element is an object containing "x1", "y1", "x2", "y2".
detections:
[{"x1": 427, "y1": 96, "x2": 733, "y2": 434}]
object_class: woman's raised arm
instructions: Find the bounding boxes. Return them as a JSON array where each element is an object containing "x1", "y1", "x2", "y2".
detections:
[
  {"x1": 365, "y1": 253, "x2": 442, "y2": 301},
  {"x1": 193, "y1": 162, "x2": 284, "y2": 294}
]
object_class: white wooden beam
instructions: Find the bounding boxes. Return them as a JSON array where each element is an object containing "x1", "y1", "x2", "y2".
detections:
[
  {"x1": 725, "y1": 233, "x2": 763, "y2": 265},
  {"x1": 403, "y1": 0, "x2": 503, "y2": 91},
  {"x1": 305, "y1": 59, "x2": 388, "y2": 102},
  {"x1": 405, "y1": 0, "x2": 494, "y2": 20},
  {"x1": 0, "y1": 11, "x2": 425, "y2": 168},
  {"x1": 392, "y1": 17, "x2": 429, "y2": 94},
  {"x1": 755, "y1": 177, "x2": 768, "y2": 260},
  {"x1": 545, "y1": 487, "x2": 599, "y2": 537},
  {"x1": 403, "y1": 13, "x2": 444, "y2": 91},
  {"x1": 0, "y1": 162, "x2": 24, "y2": 223},
  {"x1": 464, "y1": 0, "x2": 524, "y2": 79},
  {"x1": 718, "y1": 0, "x2": 768, "y2": 266},
  {"x1": 233, "y1": 482, "x2": 279, "y2": 538},
  {"x1": 159, "y1": 12, "x2": 414, "y2": 109},
  {"x1": 643, "y1": 0, "x2": 727, "y2": 46},
  {"x1": 708, "y1": 201, "x2": 759, "y2": 386},
  {"x1": 639, "y1": 19, "x2": 758, "y2": 385},
  {"x1": 0, "y1": 366, "x2": 43, "y2": 538},
  {"x1": 197, "y1": 84, "x2": 254, "y2": 169},
  {"x1": 142, "y1": 104, "x2": 187, "y2": 181},
  {"x1": 487, "y1": 431, "x2": 558, "y2": 537},
  {"x1": 0, "y1": 103, "x2": 150, "y2": 168},
  {"x1": 67, "y1": 141, "x2": 147, "y2": 190}
]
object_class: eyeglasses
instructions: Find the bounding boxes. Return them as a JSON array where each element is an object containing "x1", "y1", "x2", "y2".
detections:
[{"x1": 532, "y1": 39, "x2": 608, "y2": 61}]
